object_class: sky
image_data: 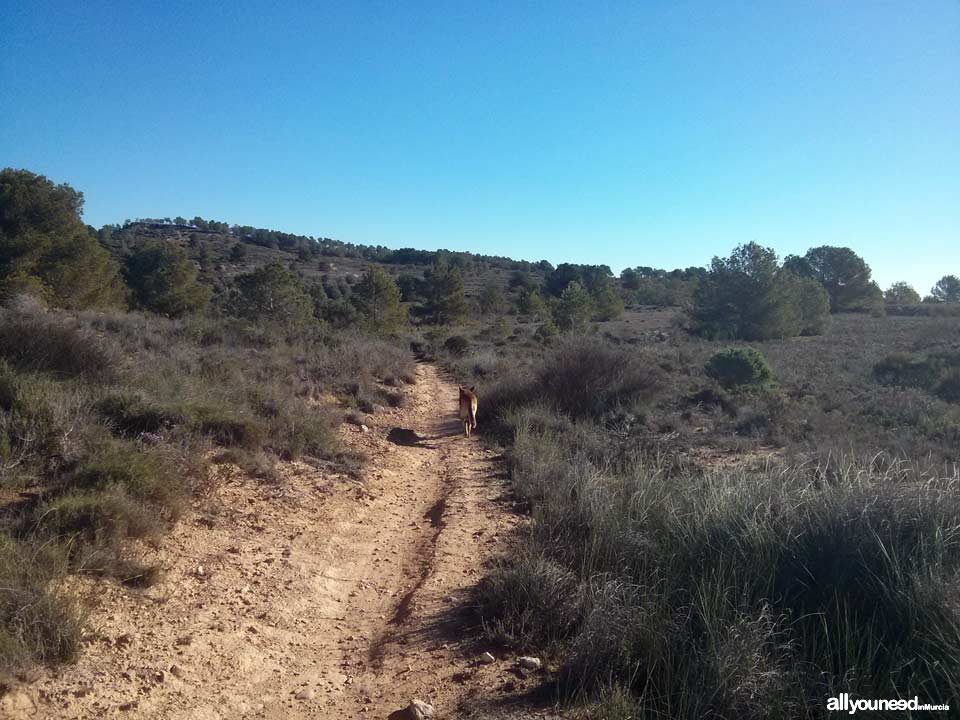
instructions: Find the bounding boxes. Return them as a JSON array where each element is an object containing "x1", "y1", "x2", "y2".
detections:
[{"x1": 1, "y1": 1, "x2": 957, "y2": 292}]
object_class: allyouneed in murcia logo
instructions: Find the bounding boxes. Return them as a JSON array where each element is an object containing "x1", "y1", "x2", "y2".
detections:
[{"x1": 827, "y1": 694, "x2": 950, "y2": 714}]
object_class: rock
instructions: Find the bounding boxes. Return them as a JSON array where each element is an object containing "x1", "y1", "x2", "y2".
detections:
[
  {"x1": 478, "y1": 651, "x2": 495, "y2": 665},
  {"x1": 517, "y1": 656, "x2": 542, "y2": 671},
  {"x1": 360, "y1": 424, "x2": 370, "y2": 433},
  {"x1": 406, "y1": 699, "x2": 435, "y2": 719},
  {"x1": 295, "y1": 688, "x2": 315, "y2": 701},
  {"x1": 169, "y1": 664, "x2": 185, "y2": 678},
  {"x1": 196, "y1": 565, "x2": 205, "y2": 577}
]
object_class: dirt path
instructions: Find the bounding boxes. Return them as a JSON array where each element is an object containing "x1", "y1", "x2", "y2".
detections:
[{"x1": 8, "y1": 363, "x2": 529, "y2": 719}]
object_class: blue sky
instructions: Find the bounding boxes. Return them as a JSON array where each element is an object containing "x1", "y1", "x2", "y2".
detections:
[{"x1": 1, "y1": 1, "x2": 957, "y2": 292}]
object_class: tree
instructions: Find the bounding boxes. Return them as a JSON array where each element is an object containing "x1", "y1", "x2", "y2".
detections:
[
  {"x1": 620, "y1": 267, "x2": 641, "y2": 290},
  {"x1": 781, "y1": 272, "x2": 832, "y2": 336},
  {"x1": 422, "y1": 259, "x2": 468, "y2": 325},
  {"x1": 229, "y1": 243, "x2": 247, "y2": 263},
  {"x1": 591, "y1": 278, "x2": 623, "y2": 321},
  {"x1": 785, "y1": 246, "x2": 876, "y2": 312},
  {"x1": 692, "y1": 243, "x2": 829, "y2": 340},
  {"x1": 478, "y1": 278, "x2": 507, "y2": 316},
  {"x1": 124, "y1": 243, "x2": 211, "y2": 317},
  {"x1": 351, "y1": 266, "x2": 407, "y2": 332},
  {"x1": 231, "y1": 261, "x2": 313, "y2": 331},
  {"x1": 517, "y1": 287, "x2": 546, "y2": 318},
  {"x1": 884, "y1": 282, "x2": 921, "y2": 305},
  {"x1": 0, "y1": 168, "x2": 126, "y2": 308},
  {"x1": 396, "y1": 273, "x2": 423, "y2": 302},
  {"x1": 930, "y1": 275, "x2": 960, "y2": 303},
  {"x1": 555, "y1": 281, "x2": 593, "y2": 332}
]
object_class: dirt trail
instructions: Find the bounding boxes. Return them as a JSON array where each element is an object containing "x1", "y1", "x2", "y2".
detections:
[{"x1": 8, "y1": 363, "x2": 528, "y2": 719}]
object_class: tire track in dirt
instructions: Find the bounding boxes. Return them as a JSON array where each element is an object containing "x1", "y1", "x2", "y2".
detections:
[{"x1": 6, "y1": 362, "x2": 526, "y2": 719}]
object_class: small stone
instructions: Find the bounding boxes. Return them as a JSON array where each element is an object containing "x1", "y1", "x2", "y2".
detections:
[
  {"x1": 478, "y1": 651, "x2": 495, "y2": 665},
  {"x1": 154, "y1": 670, "x2": 166, "y2": 683},
  {"x1": 169, "y1": 664, "x2": 185, "y2": 679},
  {"x1": 406, "y1": 699, "x2": 434, "y2": 719},
  {"x1": 517, "y1": 656, "x2": 542, "y2": 671},
  {"x1": 196, "y1": 565, "x2": 205, "y2": 577},
  {"x1": 295, "y1": 688, "x2": 315, "y2": 701},
  {"x1": 119, "y1": 700, "x2": 139, "y2": 712},
  {"x1": 360, "y1": 424, "x2": 369, "y2": 433}
]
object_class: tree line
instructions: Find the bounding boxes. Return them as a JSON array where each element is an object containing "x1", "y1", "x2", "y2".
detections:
[{"x1": 2, "y1": 169, "x2": 956, "y2": 343}]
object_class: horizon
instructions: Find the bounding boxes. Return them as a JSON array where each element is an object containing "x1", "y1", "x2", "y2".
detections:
[{"x1": 2, "y1": 1, "x2": 957, "y2": 293}]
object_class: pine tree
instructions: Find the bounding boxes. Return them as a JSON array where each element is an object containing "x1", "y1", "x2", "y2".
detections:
[
  {"x1": 422, "y1": 260, "x2": 468, "y2": 325},
  {"x1": 351, "y1": 266, "x2": 407, "y2": 332}
]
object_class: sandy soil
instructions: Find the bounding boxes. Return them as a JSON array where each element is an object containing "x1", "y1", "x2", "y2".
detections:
[{"x1": 3, "y1": 363, "x2": 544, "y2": 719}]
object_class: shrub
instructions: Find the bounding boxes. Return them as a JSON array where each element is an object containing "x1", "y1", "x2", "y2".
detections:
[
  {"x1": 936, "y1": 369, "x2": 960, "y2": 404},
  {"x1": 534, "y1": 318, "x2": 558, "y2": 344},
  {"x1": 31, "y1": 488, "x2": 163, "y2": 545},
  {"x1": 187, "y1": 405, "x2": 266, "y2": 450},
  {"x1": 70, "y1": 439, "x2": 183, "y2": 510},
  {"x1": 443, "y1": 335, "x2": 470, "y2": 357},
  {"x1": 705, "y1": 347, "x2": 775, "y2": 389},
  {"x1": 873, "y1": 353, "x2": 939, "y2": 389},
  {"x1": 476, "y1": 553, "x2": 582, "y2": 646},
  {"x1": 555, "y1": 281, "x2": 593, "y2": 332},
  {"x1": 0, "y1": 538, "x2": 81, "y2": 673},
  {"x1": 483, "y1": 337, "x2": 663, "y2": 428},
  {"x1": 96, "y1": 393, "x2": 185, "y2": 436},
  {"x1": 0, "y1": 311, "x2": 119, "y2": 382}
]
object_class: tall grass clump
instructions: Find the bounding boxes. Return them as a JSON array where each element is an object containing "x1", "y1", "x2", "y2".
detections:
[{"x1": 0, "y1": 539, "x2": 81, "y2": 674}]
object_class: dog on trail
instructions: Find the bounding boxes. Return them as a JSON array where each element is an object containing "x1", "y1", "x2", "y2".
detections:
[{"x1": 458, "y1": 386, "x2": 478, "y2": 438}]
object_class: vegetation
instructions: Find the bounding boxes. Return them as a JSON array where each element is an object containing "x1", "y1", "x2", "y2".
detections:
[
  {"x1": 3, "y1": 166, "x2": 958, "y2": 718},
  {"x1": 421, "y1": 259, "x2": 469, "y2": 325},
  {"x1": 692, "y1": 243, "x2": 831, "y2": 340},
  {"x1": 884, "y1": 281, "x2": 921, "y2": 305},
  {"x1": 350, "y1": 266, "x2": 407, "y2": 332},
  {"x1": 124, "y1": 242, "x2": 211, "y2": 317},
  {"x1": 229, "y1": 261, "x2": 314, "y2": 331},
  {"x1": 705, "y1": 347, "x2": 776, "y2": 389},
  {"x1": 784, "y1": 245, "x2": 881, "y2": 313},
  {"x1": 0, "y1": 169, "x2": 127, "y2": 309},
  {"x1": 930, "y1": 274, "x2": 960, "y2": 303},
  {"x1": 451, "y1": 311, "x2": 960, "y2": 719}
]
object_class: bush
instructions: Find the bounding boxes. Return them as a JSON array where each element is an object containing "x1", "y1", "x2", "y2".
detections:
[
  {"x1": 0, "y1": 538, "x2": 81, "y2": 673},
  {"x1": 187, "y1": 405, "x2": 266, "y2": 450},
  {"x1": 534, "y1": 318, "x2": 558, "y2": 344},
  {"x1": 0, "y1": 311, "x2": 119, "y2": 382},
  {"x1": 70, "y1": 439, "x2": 183, "y2": 510},
  {"x1": 936, "y1": 369, "x2": 960, "y2": 404},
  {"x1": 873, "y1": 353, "x2": 941, "y2": 389},
  {"x1": 705, "y1": 347, "x2": 775, "y2": 389},
  {"x1": 96, "y1": 393, "x2": 186, "y2": 436},
  {"x1": 31, "y1": 488, "x2": 163, "y2": 546},
  {"x1": 873, "y1": 352, "x2": 960, "y2": 401},
  {"x1": 476, "y1": 553, "x2": 582, "y2": 646},
  {"x1": 443, "y1": 334, "x2": 470, "y2": 357}
]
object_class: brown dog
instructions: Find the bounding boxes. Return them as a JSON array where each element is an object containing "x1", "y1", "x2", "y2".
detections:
[{"x1": 458, "y1": 386, "x2": 478, "y2": 437}]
